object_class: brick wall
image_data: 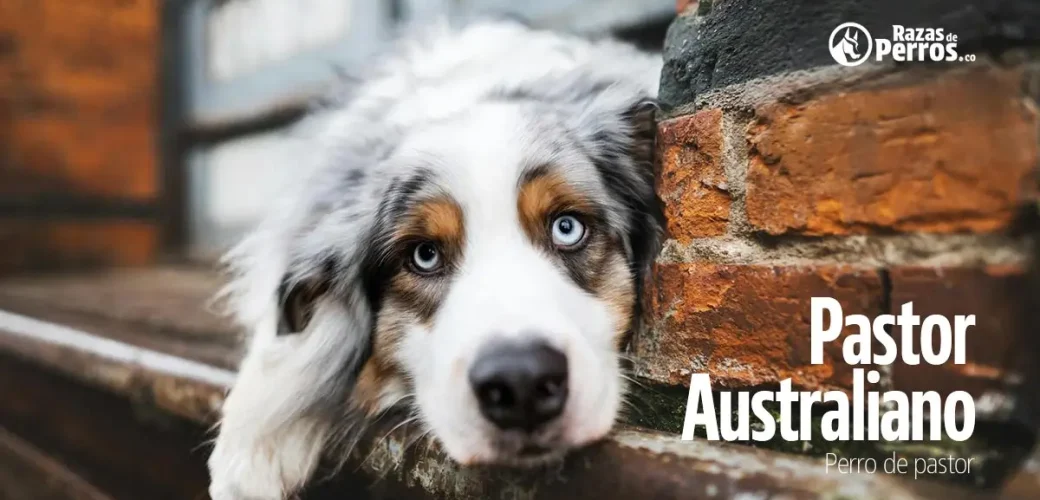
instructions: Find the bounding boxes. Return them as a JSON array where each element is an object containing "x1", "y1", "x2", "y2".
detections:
[
  {"x1": 636, "y1": 0, "x2": 1040, "y2": 434},
  {"x1": 0, "y1": 0, "x2": 161, "y2": 273}
]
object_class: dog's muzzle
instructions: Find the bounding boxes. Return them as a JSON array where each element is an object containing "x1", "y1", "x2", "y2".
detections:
[{"x1": 469, "y1": 340, "x2": 569, "y2": 432}]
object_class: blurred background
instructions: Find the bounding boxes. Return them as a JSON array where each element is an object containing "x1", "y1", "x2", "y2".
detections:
[{"x1": 0, "y1": 0, "x2": 675, "y2": 274}]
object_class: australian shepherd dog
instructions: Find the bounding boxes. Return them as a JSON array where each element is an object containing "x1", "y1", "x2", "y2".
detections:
[{"x1": 208, "y1": 19, "x2": 664, "y2": 499}]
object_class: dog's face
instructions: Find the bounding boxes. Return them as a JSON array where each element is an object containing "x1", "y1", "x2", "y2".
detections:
[
  {"x1": 350, "y1": 102, "x2": 643, "y2": 464},
  {"x1": 268, "y1": 87, "x2": 660, "y2": 467},
  {"x1": 212, "y1": 23, "x2": 664, "y2": 498}
]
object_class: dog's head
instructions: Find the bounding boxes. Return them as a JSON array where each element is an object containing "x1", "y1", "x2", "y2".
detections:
[{"x1": 225, "y1": 22, "x2": 663, "y2": 466}]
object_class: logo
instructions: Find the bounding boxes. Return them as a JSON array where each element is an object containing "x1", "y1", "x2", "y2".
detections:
[
  {"x1": 829, "y1": 22, "x2": 872, "y2": 67},
  {"x1": 828, "y1": 24, "x2": 976, "y2": 67}
]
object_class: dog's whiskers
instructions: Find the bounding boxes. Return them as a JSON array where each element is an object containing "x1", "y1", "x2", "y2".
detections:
[
  {"x1": 619, "y1": 373, "x2": 648, "y2": 389},
  {"x1": 355, "y1": 413, "x2": 421, "y2": 472}
]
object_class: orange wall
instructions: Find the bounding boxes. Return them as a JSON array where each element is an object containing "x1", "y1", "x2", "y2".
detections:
[{"x1": 0, "y1": 0, "x2": 161, "y2": 273}]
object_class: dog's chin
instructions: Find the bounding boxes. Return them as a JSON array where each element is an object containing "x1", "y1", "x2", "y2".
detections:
[
  {"x1": 498, "y1": 446, "x2": 568, "y2": 467},
  {"x1": 451, "y1": 427, "x2": 609, "y2": 468},
  {"x1": 465, "y1": 442, "x2": 569, "y2": 468}
]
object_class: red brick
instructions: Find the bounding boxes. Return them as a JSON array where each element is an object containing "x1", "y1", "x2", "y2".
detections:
[
  {"x1": 745, "y1": 66, "x2": 1038, "y2": 235},
  {"x1": 676, "y1": 0, "x2": 698, "y2": 14},
  {"x1": 889, "y1": 265, "x2": 1032, "y2": 400},
  {"x1": 656, "y1": 109, "x2": 730, "y2": 242},
  {"x1": 635, "y1": 262, "x2": 883, "y2": 391}
]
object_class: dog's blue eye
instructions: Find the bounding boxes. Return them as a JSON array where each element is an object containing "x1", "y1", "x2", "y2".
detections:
[
  {"x1": 551, "y1": 215, "x2": 586, "y2": 248},
  {"x1": 412, "y1": 242, "x2": 441, "y2": 272}
]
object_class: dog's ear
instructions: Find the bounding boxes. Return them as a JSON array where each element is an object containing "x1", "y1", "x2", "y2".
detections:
[
  {"x1": 571, "y1": 90, "x2": 665, "y2": 274},
  {"x1": 277, "y1": 274, "x2": 331, "y2": 336},
  {"x1": 615, "y1": 97, "x2": 666, "y2": 307},
  {"x1": 623, "y1": 97, "x2": 658, "y2": 169}
]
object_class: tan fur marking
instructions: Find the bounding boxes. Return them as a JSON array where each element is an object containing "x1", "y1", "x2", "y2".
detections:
[
  {"x1": 597, "y1": 254, "x2": 636, "y2": 349},
  {"x1": 353, "y1": 307, "x2": 409, "y2": 416},
  {"x1": 396, "y1": 197, "x2": 465, "y2": 251},
  {"x1": 353, "y1": 358, "x2": 393, "y2": 417},
  {"x1": 517, "y1": 170, "x2": 595, "y2": 243}
]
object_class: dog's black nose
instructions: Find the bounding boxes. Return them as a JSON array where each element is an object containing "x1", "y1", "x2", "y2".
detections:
[{"x1": 469, "y1": 341, "x2": 568, "y2": 431}]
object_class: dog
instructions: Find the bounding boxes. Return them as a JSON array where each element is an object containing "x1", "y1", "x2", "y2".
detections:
[{"x1": 207, "y1": 19, "x2": 665, "y2": 499}]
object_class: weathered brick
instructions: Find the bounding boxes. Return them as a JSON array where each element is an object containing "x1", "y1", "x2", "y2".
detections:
[
  {"x1": 656, "y1": 109, "x2": 730, "y2": 242},
  {"x1": 745, "y1": 66, "x2": 1038, "y2": 236},
  {"x1": 636, "y1": 262, "x2": 883, "y2": 391},
  {"x1": 889, "y1": 265, "x2": 1034, "y2": 402},
  {"x1": 657, "y1": 0, "x2": 1040, "y2": 108}
]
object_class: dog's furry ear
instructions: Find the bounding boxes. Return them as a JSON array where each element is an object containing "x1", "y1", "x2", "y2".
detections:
[
  {"x1": 623, "y1": 98, "x2": 658, "y2": 169},
  {"x1": 571, "y1": 91, "x2": 665, "y2": 276},
  {"x1": 215, "y1": 142, "x2": 388, "y2": 438},
  {"x1": 277, "y1": 275, "x2": 330, "y2": 336},
  {"x1": 620, "y1": 97, "x2": 665, "y2": 272}
]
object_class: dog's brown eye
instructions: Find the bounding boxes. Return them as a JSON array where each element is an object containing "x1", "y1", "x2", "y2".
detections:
[
  {"x1": 411, "y1": 242, "x2": 441, "y2": 273},
  {"x1": 550, "y1": 215, "x2": 587, "y2": 249}
]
